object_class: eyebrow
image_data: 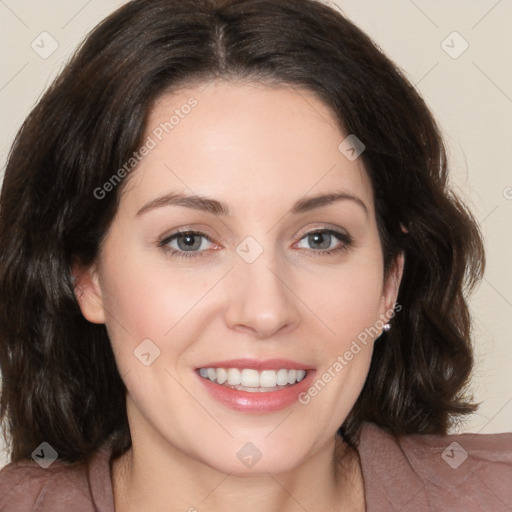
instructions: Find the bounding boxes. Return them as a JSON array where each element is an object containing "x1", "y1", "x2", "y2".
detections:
[{"x1": 136, "y1": 191, "x2": 368, "y2": 217}]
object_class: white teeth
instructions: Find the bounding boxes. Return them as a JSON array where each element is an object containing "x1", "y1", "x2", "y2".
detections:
[
  {"x1": 227, "y1": 368, "x2": 241, "y2": 385},
  {"x1": 198, "y1": 367, "x2": 308, "y2": 388},
  {"x1": 259, "y1": 370, "x2": 277, "y2": 387},
  {"x1": 240, "y1": 369, "x2": 260, "y2": 387},
  {"x1": 216, "y1": 367, "x2": 227, "y2": 384},
  {"x1": 276, "y1": 368, "x2": 289, "y2": 386}
]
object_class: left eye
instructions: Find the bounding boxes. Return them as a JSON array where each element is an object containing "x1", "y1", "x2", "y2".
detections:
[{"x1": 296, "y1": 230, "x2": 346, "y2": 251}]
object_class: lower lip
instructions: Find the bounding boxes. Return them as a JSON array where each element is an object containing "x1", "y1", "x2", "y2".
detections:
[{"x1": 195, "y1": 370, "x2": 316, "y2": 413}]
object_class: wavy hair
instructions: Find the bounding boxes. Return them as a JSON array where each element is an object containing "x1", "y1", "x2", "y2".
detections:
[{"x1": 0, "y1": 0, "x2": 484, "y2": 463}]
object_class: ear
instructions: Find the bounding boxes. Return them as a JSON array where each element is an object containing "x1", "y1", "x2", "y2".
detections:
[
  {"x1": 71, "y1": 262, "x2": 106, "y2": 324},
  {"x1": 380, "y1": 251, "x2": 405, "y2": 321}
]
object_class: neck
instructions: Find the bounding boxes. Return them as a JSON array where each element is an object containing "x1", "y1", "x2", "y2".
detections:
[{"x1": 112, "y1": 430, "x2": 365, "y2": 512}]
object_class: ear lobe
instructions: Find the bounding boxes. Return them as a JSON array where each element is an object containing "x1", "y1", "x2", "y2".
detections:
[
  {"x1": 71, "y1": 263, "x2": 106, "y2": 324},
  {"x1": 382, "y1": 252, "x2": 405, "y2": 318}
]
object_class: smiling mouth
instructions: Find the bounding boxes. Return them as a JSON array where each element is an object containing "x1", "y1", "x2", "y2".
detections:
[{"x1": 197, "y1": 367, "x2": 308, "y2": 392}]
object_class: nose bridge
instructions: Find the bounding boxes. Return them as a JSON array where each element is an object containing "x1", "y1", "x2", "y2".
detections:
[{"x1": 223, "y1": 235, "x2": 301, "y2": 338}]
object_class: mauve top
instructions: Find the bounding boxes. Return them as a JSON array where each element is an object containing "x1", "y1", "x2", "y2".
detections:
[{"x1": 1, "y1": 422, "x2": 511, "y2": 511}]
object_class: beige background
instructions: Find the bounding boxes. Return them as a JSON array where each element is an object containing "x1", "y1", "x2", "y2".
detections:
[{"x1": 0, "y1": 0, "x2": 511, "y2": 467}]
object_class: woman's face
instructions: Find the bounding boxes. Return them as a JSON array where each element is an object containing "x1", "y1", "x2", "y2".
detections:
[{"x1": 77, "y1": 80, "x2": 402, "y2": 474}]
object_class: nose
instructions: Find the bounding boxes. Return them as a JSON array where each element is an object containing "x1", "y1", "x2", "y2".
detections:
[{"x1": 223, "y1": 251, "x2": 301, "y2": 340}]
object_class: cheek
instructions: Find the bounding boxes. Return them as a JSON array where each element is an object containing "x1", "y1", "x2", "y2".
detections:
[
  {"x1": 98, "y1": 244, "x2": 231, "y2": 374},
  {"x1": 298, "y1": 262, "x2": 383, "y2": 418},
  {"x1": 306, "y1": 256, "x2": 385, "y2": 345},
  {"x1": 97, "y1": 248, "x2": 200, "y2": 359}
]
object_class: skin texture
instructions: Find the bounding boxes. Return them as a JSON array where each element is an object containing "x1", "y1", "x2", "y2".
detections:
[{"x1": 75, "y1": 80, "x2": 403, "y2": 512}]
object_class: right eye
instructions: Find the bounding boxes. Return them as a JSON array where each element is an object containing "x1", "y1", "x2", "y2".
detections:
[{"x1": 159, "y1": 231, "x2": 216, "y2": 258}]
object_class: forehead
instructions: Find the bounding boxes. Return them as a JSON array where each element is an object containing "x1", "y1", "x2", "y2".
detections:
[{"x1": 121, "y1": 80, "x2": 374, "y2": 215}]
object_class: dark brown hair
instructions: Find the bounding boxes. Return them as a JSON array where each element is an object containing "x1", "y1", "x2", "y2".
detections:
[{"x1": 0, "y1": 0, "x2": 484, "y2": 463}]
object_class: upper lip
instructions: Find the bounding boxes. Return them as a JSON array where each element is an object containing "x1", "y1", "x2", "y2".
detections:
[{"x1": 195, "y1": 358, "x2": 313, "y2": 371}]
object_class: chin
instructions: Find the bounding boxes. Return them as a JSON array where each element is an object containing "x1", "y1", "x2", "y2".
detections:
[{"x1": 195, "y1": 435, "x2": 312, "y2": 477}]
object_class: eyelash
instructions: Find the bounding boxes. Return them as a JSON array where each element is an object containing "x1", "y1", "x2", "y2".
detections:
[{"x1": 158, "y1": 228, "x2": 353, "y2": 259}]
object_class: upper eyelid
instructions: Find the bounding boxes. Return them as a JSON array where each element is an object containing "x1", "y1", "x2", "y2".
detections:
[
  {"x1": 161, "y1": 227, "x2": 350, "y2": 248},
  {"x1": 295, "y1": 225, "x2": 349, "y2": 239}
]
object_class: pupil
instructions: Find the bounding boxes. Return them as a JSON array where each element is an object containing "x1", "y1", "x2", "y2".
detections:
[
  {"x1": 311, "y1": 233, "x2": 329, "y2": 249},
  {"x1": 179, "y1": 234, "x2": 200, "y2": 250}
]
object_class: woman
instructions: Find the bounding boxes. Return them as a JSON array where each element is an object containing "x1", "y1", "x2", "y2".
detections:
[{"x1": 0, "y1": 0, "x2": 510, "y2": 510}]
